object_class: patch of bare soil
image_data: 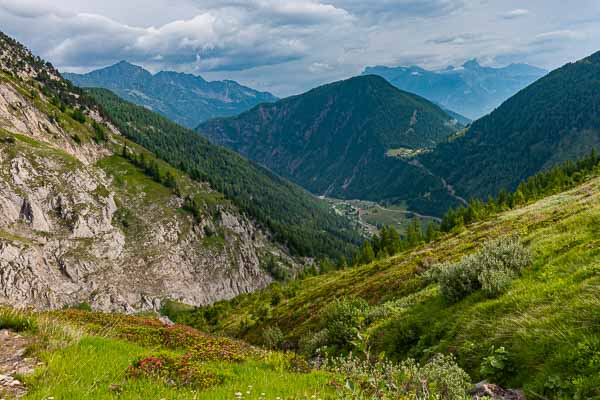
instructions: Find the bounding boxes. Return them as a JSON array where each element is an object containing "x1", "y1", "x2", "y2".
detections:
[{"x1": 0, "y1": 329, "x2": 40, "y2": 399}]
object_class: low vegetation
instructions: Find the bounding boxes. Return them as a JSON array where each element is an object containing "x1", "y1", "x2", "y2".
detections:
[
  {"x1": 164, "y1": 171, "x2": 600, "y2": 399},
  {"x1": 0, "y1": 308, "x2": 482, "y2": 399}
]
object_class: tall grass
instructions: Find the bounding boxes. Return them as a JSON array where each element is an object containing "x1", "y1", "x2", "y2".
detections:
[{"x1": 0, "y1": 307, "x2": 37, "y2": 332}]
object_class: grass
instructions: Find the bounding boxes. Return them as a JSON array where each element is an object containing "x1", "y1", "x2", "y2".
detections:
[
  {"x1": 0, "y1": 309, "x2": 337, "y2": 399},
  {"x1": 24, "y1": 337, "x2": 333, "y2": 400},
  {"x1": 0, "y1": 307, "x2": 37, "y2": 332},
  {"x1": 176, "y1": 175, "x2": 600, "y2": 399}
]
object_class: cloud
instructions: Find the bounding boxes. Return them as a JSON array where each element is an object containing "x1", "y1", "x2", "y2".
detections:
[
  {"x1": 0, "y1": 0, "x2": 69, "y2": 18},
  {"x1": 532, "y1": 29, "x2": 587, "y2": 44},
  {"x1": 330, "y1": 0, "x2": 464, "y2": 20},
  {"x1": 1, "y1": 0, "x2": 599, "y2": 97},
  {"x1": 0, "y1": 1, "x2": 355, "y2": 73},
  {"x1": 500, "y1": 9, "x2": 529, "y2": 20},
  {"x1": 428, "y1": 33, "x2": 496, "y2": 46},
  {"x1": 195, "y1": 0, "x2": 353, "y2": 26},
  {"x1": 308, "y1": 62, "x2": 335, "y2": 73}
]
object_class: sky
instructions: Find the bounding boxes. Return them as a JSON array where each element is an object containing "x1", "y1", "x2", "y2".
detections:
[{"x1": 1, "y1": 0, "x2": 599, "y2": 96}]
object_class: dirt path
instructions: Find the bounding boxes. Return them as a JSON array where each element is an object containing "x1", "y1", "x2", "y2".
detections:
[{"x1": 0, "y1": 329, "x2": 39, "y2": 399}]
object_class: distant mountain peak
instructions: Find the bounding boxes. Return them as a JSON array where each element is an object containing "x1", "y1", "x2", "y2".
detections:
[
  {"x1": 64, "y1": 62, "x2": 278, "y2": 128},
  {"x1": 197, "y1": 74, "x2": 463, "y2": 216},
  {"x1": 362, "y1": 59, "x2": 546, "y2": 119}
]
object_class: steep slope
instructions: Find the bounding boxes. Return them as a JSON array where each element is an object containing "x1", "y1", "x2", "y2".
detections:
[
  {"x1": 198, "y1": 75, "x2": 464, "y2": 217},
  {"x1": 178, "y1": 169, "x2": 600, "y2": 399},
  {"x1": 365, "y1": 59, "x2": 547, "y2": 119},
  {"x1": 89, "y1": 88, "x2": 361, "y2": 258},
  {"x1": 0, "y1": 33, "x2": 299, "y2": 312},
  {"x1": 422, "y1": 51, "x2": 600, "y2": 199},
  {"x1": 0, "y1": 32, "x2": 358, "y2": 312},
  {"x1": 64, "y1": 61, "x2": 278, "y2": 128}
]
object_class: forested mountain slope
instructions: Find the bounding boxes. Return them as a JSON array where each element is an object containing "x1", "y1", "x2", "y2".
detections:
[
  {"x1": 198, "y1": 75, "x2": 464, "y2": 217},
  {"x1": 422, "y1": 51, "x2": 600, "y2": 199},
  {"x1": 64, "y1": 61, "x2": 277, "y2": 128},
  {"x1": 89, "y1": 88, "x2": 361, "y2": 258},
  {"x1": 365, "y1": 59, "x2": 546, "y2": 119}
]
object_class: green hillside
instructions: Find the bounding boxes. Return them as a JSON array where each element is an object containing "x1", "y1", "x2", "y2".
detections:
[
  {"x1": 88, "y1": 88, "x2": 361, "y2": 260},
  {"x1": 170, "y1": 170, "x2": 600, "y2": 399},
  {"x1": 198, "y1": 75, "x2": 464, "y2": 217},
  {"x1": 423, "y1": 51, "x2": 600, "y2": 199}
]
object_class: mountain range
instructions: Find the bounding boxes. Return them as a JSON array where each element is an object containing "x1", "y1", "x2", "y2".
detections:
[
  {"x1": 364, "y1": 59, "x2": 547, "y2": 119},
  {"x1": 63, "y1": 61, "x2": 278, "y2": 128},
  {"x1": 1, "y1": 25, "x2": 600, "y2": 400},
  {"x1": 200, "y1": 53, "x2": 600, "y2": 219},
  {"x1": 198, "y1": 75, "x2": 466, "y2": 217}
]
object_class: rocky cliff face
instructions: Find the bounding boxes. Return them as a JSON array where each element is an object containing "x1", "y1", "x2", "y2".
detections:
[{"x1": 0, "y1": 33, "x2": 294, "y2": 313}]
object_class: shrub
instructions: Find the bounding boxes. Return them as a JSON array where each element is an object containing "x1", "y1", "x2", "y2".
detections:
[
  {"x1": 70, "y1": 109, "x2": 86, "y2": 123},
  {"x1": 128, "y1": 352, "x2": 227, "y2": 389},
  {"x1": 437, "y1": 255, "x2": 481, "y2": 303},
  {"x1": 298, "y1": 329, "x2": 329, "y2": 357},
  {"x1": 262, "y1": 326, "x2": 284, "y2": 349},
  {"x1": 92, "y1": 121, "x2": 107, "y2": 143},
  {"x1": 436, "y1": 235, "x2": 531, "y2": 302},
  {"x1": 329, "y1": 352, "x2": 472, "y2": 399},
  {"x1": 479, "y1": 267, "x2": 515, "y2": 298},
  {"x1": 323, "y1": 297, "x2": 369, "y2": 350}
]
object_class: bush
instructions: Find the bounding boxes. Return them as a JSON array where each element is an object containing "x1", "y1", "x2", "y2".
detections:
[
  {"x1": 298, "y1": 329, "x2": 329, "y2": 357},
  {"x1": 262, "y1": 326, "x2": 284, "y2": 349},
  {"x1": 329, "y1": 352, "x2": 472, "y2": 399},
  {"x1": 323, "y1": 297, "x2": 369, "y2": 350},
  {"x1": 436, "y1": 235, "x2": 531, "y2": 302},
  {"x1": 92, "y1": 121, "x2": 107, "y2": 143},
  {"x1": 70, "y1": 109, "x2": 86, "y2": 123}
]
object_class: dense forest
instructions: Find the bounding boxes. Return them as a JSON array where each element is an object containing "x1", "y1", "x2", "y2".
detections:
[
  {"x1": 88, "y1": 88, "x2": 362, "y2": 260},
  {"x1": 198, "y1": 75, "x2": 463, "y2": 217},
  {"x1": 423, "y1": 51, "x2": 600, "y2": 199}
]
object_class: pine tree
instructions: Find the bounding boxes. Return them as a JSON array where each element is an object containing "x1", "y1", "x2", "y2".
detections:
[
  {"x1": 425, "y1": 222, "x2": 437, "y2": 242},
  {"x1": 359, "y1": 241, "x2": 375, "y2": 265}
]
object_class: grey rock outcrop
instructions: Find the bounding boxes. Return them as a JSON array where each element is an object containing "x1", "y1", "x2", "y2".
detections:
[{"x1": 0, "y1": 61, "x2": 296, "y2": 313}]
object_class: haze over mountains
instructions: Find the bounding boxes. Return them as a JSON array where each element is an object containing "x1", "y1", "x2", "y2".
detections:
[
  {"x1": 64, "y1": 61, "x2": 278, "y2": 128},
  {"x1": 365, "y1": 59, "x2": 547, "y2": 119},
  {"x1": 198, "y1": 75, "x2": 465, "y2": 217}
]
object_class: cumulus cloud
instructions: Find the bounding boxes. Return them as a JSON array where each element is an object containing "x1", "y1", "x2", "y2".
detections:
[
  {"x1": 0, "y1": 0, "x2": 69, "y2": 18},
  {"x1": 0, "y1": 0, "x2": 356, "y2": 72}
]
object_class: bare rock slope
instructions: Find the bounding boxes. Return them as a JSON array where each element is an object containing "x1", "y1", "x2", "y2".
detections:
[{"x1": 0, "y1": 32, "x2": 294, "y2": 312}]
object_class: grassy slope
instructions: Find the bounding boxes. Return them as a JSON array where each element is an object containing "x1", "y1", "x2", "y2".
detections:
[
  {"x1": 193, "y1": 175, "x2": 600, "y2": 397},
  {"x1": 0, "y1": 309, "x2": 333, "y2": 399}
]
